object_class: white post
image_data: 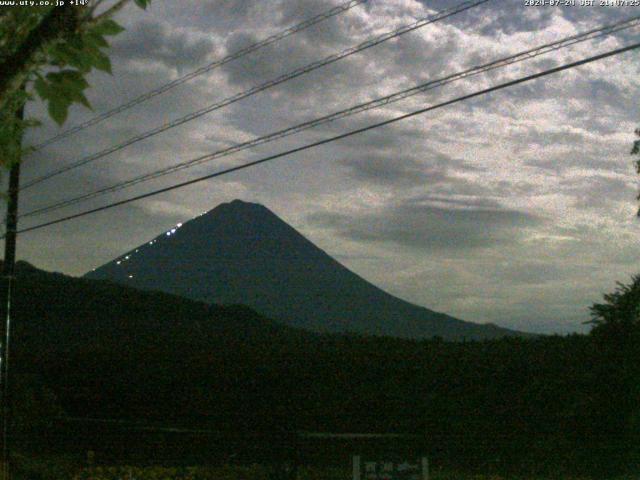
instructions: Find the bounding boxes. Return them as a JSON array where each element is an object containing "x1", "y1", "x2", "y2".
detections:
[
  {"x1": 353, "y1": 455, "x2": 361, "y2": 480},
  {"x1": 421, "y1": 457, "x2": 429, "y2": 480}
]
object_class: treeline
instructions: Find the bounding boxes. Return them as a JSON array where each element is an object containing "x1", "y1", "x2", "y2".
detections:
[{"x1": 2, "y1": 262, "x2": 638, "y2": 477}]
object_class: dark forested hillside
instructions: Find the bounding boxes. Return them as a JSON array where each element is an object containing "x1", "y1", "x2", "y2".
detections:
[{"x1": 3, "y1": 262, "x2": 638, "y2": 476}]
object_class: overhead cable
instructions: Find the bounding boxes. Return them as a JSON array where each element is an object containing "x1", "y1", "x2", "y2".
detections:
[
  {"x1": 13, "y1": 40, "x2": 640, "y2": 237},
  {"x1": 21, "y1": 0, "x2": 490, "y2": 190},
  {"x1": 30, "y1": 0, "x2": 369, "y2": 151},
  {"x1": 20, "y1": 14, "x2": 640, "y2": 218}
]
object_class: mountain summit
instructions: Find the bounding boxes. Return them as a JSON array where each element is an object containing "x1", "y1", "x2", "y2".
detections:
[{"x1": 85, "y1": 200, "x2": 526, "y2": 340}]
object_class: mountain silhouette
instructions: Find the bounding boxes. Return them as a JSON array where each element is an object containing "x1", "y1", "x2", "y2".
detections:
[{"x1": 85, "y1": 199, "x2": 527, "y2": 340}]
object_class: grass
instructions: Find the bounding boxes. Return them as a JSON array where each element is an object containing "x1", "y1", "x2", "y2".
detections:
[
  {"x1": 65, "y1": 465, "x2": 637, "y2": 480},
  {"x1": 3, "y1": 455, "x2": 635, "y2": 480}
]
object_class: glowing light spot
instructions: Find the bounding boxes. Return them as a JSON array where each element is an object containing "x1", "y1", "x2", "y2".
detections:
[
  {"x1": 170, "y1": 228, "x2": 176, "y2": 234},
  {"x1": 116, "y1": 261, "x2": 121, "y2": 265},
  {"x1": 177, "y1": 223, "x2": 182, "y2": 227},
  {"x1": 166, "y1": 232, "x2": 171, "y2": 236},
  {"x1": 125, "y1": 256, "x2": 130, "y2": 260},
  {"x1": 128, "y1": 275, "x2": 133, "y2": 279}
]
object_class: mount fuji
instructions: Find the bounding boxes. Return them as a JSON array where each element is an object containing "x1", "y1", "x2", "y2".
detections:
[{"x1": 85, "y1": 200, "x2": 528, "y2": 340}]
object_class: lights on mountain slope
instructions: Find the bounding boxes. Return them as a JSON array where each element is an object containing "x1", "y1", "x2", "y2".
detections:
[
  {"x1": 114, "y1": 221, "x2": 186, "y2": 267},
  {"x1": 164, "y1": 222, "x2": 184, "y2": 238}
]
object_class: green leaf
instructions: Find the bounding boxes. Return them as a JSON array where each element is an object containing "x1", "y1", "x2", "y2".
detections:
[
  {"x1": 49, "y1": 43, "x2": 93, "y2": 73},
  {"x1": 134, "y1": 0, "x2": 149, "y2": 9},
  {"x1": 85, "y1": 31, "x2": 109, "y2": 49},
  {"x1": 48, "y1": 98, "x2": 69, "y2": 125},
  {"x1": 46, "y1": 70, "x2": 89, "y2": 93},
  {"x1": 93, "y1": 19, "x2": 125, "y2": 37},
  {"x1": 33, "y1": 76, "x2": 51, "y2": 100},
  {"x1": 92, "y1": 51, "x2": 112, "y2": 74},
  {"x1": 82, "y1": 46, "x2": 112, "y2": 74},
  {"x1": 66, "y1": 33, "x2": 85, "y2": 51},
  {"x1": 44, "y1": 70, "x2": 91, "y2": 111},
  {"x1": 76, "y1": 91, "x2": 91, "y2": 109}
]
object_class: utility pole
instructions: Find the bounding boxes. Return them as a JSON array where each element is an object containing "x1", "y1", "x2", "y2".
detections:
[{"x1": 1, "y1": 104, "x2": 24, "y2": 480}]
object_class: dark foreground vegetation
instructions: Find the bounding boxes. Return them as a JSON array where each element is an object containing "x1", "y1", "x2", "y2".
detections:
[{"x1": 2, "y1": 262, "x2": 638, "y2": 478}]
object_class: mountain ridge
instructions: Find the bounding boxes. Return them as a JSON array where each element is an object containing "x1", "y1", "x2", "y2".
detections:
[{"x1": 85, "y1": 199, "x2": 530, "y2": 340}]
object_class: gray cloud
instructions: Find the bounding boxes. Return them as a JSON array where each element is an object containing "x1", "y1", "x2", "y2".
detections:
[
  {"x1": 277, "y1": 0, "x2": 355, "y2": 46},
  {"x1": 339, "y1": 153, "x2": 448, "y2": 186},
  {"x1": 15, "y1": 0, "x2": 640, "y2": 335},
  {"x1": 561, "y1": 174, "x2": 636, "y2": 210},
  {"x1": 222, "y1": 31, "x2": 320, "y2": 90},
  {"x1": 489, "y1": 260, "x2": 591, "y2": 286},
  {"x1": 309, "y1": 195, "x2": 541, "y2": 251},
  {"x1": 111, "y1": 19, "x2": 216, "y2": 73}
]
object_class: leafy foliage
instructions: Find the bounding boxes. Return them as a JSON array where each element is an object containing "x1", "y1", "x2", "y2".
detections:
[
  {"x1": 11, "y1": 374, "x2": 64, "y2": 436},
  {"x1": 0, "y1": 0, "x2": 150, "y2": 167},
  {"x1": 589, "y1": 274, "x2": 640, "y2": 338},
  {"x1": 72, "y1": 465, "x2": 607, "y2": 480},
  {"x1": 3, "y1": 262, "x2": 639, "y2": 477},
  {"x1": 0, "y1": 87, "x2": 37, "y2": 167},
  {"x1": 133, "y1": 0, "x2": 151, "y2": 10},
  {"x1": 633, "y1": 128, "x2": 640, "y2": 215},
  {"x1": 74, "y1": 465, "x2": 274, "y2": 480},
  {"x1": 34, "y1": 70, "x2": 91, "y2": 125},
  {"x1": 11, "y1": 452, "x2": 78, "y2": 480}
]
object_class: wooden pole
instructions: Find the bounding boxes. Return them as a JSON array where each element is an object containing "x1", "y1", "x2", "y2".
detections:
[
  {"x1": 352, "y1": 455, "x2": 361, "y2": 480},
  {"x1": 421, "y1": 457, "x2": 429, "y2": 480}
]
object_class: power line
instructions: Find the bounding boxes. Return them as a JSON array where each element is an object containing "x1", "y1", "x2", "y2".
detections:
[
  {"x1": 20, "y1": 0, "x2": 490, "y2": 191},
  {"x1": 13, "y1": 41, "x2": 640, "y2": 237},
  {"x1": 20, "y1": 14, "x2": 640, "y2": 219},
  {"x1": 29, "y1": 0, "x2": 369, "y2": 152}
]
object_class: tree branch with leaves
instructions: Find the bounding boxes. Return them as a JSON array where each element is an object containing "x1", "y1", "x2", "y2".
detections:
[{"x1": 0, "y1": 0, "x2": 151, "y2": 166}]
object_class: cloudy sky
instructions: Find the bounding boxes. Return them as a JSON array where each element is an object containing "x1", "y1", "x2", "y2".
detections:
[{"x1": 13, "y1": 0, "x2": 640, "y2": 334}]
